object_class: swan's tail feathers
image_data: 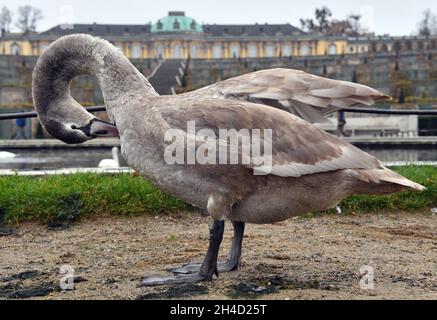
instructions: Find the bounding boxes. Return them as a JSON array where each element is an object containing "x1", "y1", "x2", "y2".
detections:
[{"x1": 352, "y1": 167, "x2": 426, "y2": 194}]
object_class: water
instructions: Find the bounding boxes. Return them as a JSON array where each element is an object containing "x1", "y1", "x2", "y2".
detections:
[
  {"x1": 0, "y1": 149, "x2": 127, "y2": 170},
  {"x1": 0, "y1": 145, "x2": 435, "y2": 170},
  {"x1": 359, "y1": 146, "x2": 437, "y2": 162}
]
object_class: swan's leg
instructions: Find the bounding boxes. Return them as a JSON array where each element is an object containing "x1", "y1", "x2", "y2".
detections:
[
  {"x1": 141, "y1": 220, "x2": 225, "y2": 286},
  {"x1": 168, "y1": 221, "x2": 245, "y2": 275},
  {"x1": 222, "y1": 221, "x2": 245, "y2": 271}
]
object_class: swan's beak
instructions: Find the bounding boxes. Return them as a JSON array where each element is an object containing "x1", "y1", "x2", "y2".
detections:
[{"x1": 89, "y1": 119, "x2": 119, "y2": 138}]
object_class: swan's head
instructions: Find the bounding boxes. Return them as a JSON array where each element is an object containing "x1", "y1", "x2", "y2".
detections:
[
  {"x1": 32, "y1": 34, "x2": 120, "y2": 144},
  {"x1": 39, "y1": 100, "x2": 119, "y2": 144}
]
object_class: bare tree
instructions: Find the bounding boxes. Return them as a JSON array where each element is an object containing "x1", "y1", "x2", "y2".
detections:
[
  {"x1": 300, "y1": 18, "x2": 316, "y2": 32},
  {"x1": 300, "y1": 7, "x2": 369, "y2": 36},
  {"x1": 300, "y1": 7, "x2": 332, "y2": 33},
  {"x1": 418, "y1": 9, "x2": 437, "y2": 36},
  {"x1": 315, "y1": 7, "x2": 332, "y2": 33},
  {"x1": 348, "y1": 14, "x2": 362, "y2": 37},
  {"x1": 0, "y1": 6, "x2": 13, "y2": 32},
  {"x1": 15, "y1": 5, "x2": 43, "y2": 33},
  {"x1": 328, "y1": 20, "x2": 352, "y2": 35}
]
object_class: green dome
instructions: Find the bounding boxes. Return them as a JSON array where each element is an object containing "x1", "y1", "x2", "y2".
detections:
[{"x1": 151, "y1": 11, "x2": 203, "y2": 33}]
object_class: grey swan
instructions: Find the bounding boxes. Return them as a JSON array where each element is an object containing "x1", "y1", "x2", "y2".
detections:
[{"x1": 32, "y1": 34, "x2": 425, "y2": 286}]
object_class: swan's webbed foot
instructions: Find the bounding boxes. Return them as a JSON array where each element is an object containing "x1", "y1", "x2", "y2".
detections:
[
  {"x1": 168, "y1": 260, "x2": 237, "y2": 275},
  {"x1": 142, "y1": 273, "x2": 211, "y2": 286},
  {"x1": 142, "y1": 220, "x2": 225, "y2": 287}
]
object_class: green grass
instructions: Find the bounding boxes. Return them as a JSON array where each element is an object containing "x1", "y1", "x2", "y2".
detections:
[
  {"x1": 0, "y1": 166, "x2": 435, "y2": 225},
  {"x1": 0, "y1": 173, "x2": 191, "y2": 225}
]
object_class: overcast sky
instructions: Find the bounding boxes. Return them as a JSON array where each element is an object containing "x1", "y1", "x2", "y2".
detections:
[{"x1": 3, "y1": 0, "x2": 436, "y2": 36}]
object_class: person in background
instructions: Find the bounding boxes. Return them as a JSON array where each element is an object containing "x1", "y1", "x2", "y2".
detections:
[
  {"x1": 336, "y1": 111, "x2": 349, "y2": 137},
  {"x1": 12, "y1": 111, "x2": 27, "y2": 139}
]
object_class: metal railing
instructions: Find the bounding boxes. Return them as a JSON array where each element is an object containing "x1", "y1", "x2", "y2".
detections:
[
  {"x1": 0, "y1": 106, "x2": 106, "y2": 120},
  {"x1": 1, "y1": 106, "x2": 437, "y2": 121},
  {"x1": 342, "y1": 107, "x2": 437, "y2": 116}
]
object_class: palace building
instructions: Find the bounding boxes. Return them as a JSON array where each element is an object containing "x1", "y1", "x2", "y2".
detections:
[{"x1": 1, "y1": 11, "x2": 437, "y2": 59}]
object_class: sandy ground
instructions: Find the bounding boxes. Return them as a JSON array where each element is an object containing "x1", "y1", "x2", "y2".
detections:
[{"x1": 0, "y1": 211, "x2": 436, "y2": 300}]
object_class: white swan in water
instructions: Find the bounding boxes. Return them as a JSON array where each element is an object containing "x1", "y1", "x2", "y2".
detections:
[
  {"x1": 0, "y1": 151, "x2": 16, "y2": 159},
  {"x1": 32, "y1": 34, "x2": 425, "y2": 286},
  {"x1": 98, "y1": 147, "x2": 120, "y2": 168}
]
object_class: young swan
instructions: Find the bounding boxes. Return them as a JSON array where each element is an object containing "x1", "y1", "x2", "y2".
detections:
[{"x1": 32, "y1": 34, "x2": 426, "y2": 287}]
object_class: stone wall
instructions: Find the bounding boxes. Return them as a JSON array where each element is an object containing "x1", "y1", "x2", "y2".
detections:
[
  {"x1": 185, "y1": 51, "x2": 437, "y2": 99},
  {"x1": 0, "y1": 52, "x2": 436, "y2": 138},
  {"x1": 1, "y1": 52, "x2": 436, "y2": 109},
  {"x1": 0, "y1": 56, "x2": 159, "y2": 109}
]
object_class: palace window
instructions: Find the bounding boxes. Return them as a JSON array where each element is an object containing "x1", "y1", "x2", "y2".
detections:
[
  {"x1": 173, "y1": 19, "x2": 180, "y2": 30},
  {"x1": 190, "y1": 20, "x2": 197, "y2": 30},
  {"x1": 190, "y1": 45, "x2": 198, "y2": 58},
  {"x1": 230, "y1": 44, "x2": 241, "y2": 58},
  {"x1": 172, "y1": 44, "x2": 182, "y2": 59},
  {"x1": 247, "y1": 44, "x2": 258, "y2": 58},
  {"x1": 212, "y1": 44, "x2": 222, "y2": 58},
  {"x1": 282, "y1": 44, "x2": 292, "y2": 57},
  {"x1": 156, "y1": 44, "x2": 164, "y2": 58},
  {"x1": 11, "y1": 43, "x2": 20, "y2": 55},
  {"x1": 131, "y1": 45, "x2": 142, "y2": 59},
  {"x1": 299, "y1": 44, "x2": 310, "y2": 56},
  {"x1": 328, "y1": 44, "x2": 337, "y2": 55},
  {"x1": 157, "y1": 21, "x2": 163, "y2": 30},
  {"x1": 264, "y1": 44, "x2": 276, "y2": 57}
]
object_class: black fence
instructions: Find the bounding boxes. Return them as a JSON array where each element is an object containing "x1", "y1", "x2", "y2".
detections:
[
  {"x1": 1, "y1": 106, "x2": 437, "y2": 121},
  {"x1": 1, "y1": 106, "x2": 437, "y2": 137}
]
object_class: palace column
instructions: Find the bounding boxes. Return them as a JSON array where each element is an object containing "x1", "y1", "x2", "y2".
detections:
[
  {"x1": 206, "y1": 43, "x2": 212, "y2": 59},
  {"x1": 223, "y1": 42, "x2": 229, "y2": 59},
  {"x1": 241, "y1": 41, "x2": 247, "y2": 58},
  {"x1": 258, "y1": 41, "x2": 264, "y2": 58},
  {"x1": 165, "y1": 41, "x2": 171, "y2": 59}
]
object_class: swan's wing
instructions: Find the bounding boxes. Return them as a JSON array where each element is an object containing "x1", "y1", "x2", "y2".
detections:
[
  {"x1": 186, "y1": 68, "x2": 391, "y2": 123},
  {"x1": 160, "y1": 98, "x2": 382, "y2": 178}
]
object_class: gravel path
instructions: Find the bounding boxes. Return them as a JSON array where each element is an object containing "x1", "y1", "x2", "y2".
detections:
[{"x1": 0, "y1": 211, "x2": 436, "y2": 300}]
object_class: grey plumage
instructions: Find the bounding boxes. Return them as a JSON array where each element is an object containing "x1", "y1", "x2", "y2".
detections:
[
  {"x1": 186, "y1": 68, "x2": 391, "y2": 123},
  {"x1": 32, "y1": 34, "x2": 425, "y2": 285},
  {"x1": 32, "y1": 33, "x2": 425, "y2": 221}
]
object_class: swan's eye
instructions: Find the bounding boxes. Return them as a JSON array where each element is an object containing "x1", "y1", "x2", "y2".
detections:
[{"x1": 71, "y1": 125, "x2": 78, "y2": 130}]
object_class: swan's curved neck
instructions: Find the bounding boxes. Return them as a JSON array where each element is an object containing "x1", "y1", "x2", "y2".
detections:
[{"x1": 33, "y1": 35, "x2": 158, "y2": 123}]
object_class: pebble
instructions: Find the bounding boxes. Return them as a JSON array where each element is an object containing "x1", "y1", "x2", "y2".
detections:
[{"x1": 431, "y1": 208, "x2": 437, "y2": 214}]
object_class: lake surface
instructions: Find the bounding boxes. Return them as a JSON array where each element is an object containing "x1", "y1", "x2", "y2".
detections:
[
  {"x1": 0, "y1": 145, "x2": 436, "y2": 170},
  {"x1": 0, "y1": 149, "x2": 128, "y2": 170}
]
